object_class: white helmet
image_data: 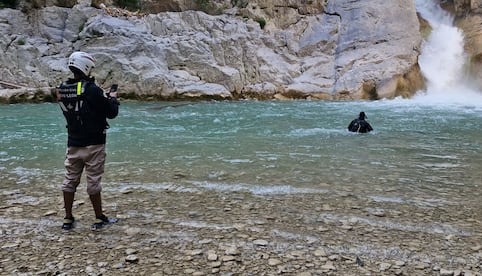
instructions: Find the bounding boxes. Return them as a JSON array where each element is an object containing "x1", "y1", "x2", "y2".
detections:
[{"x1": 68, "y1": 51, "x2": 96, "y2": 76}]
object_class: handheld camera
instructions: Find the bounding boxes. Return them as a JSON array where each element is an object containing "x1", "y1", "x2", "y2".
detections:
[
  {"x1": 107, "y1": 84, "x2": 118, "y2": 98},
  {"x1": 110, "y1": 84, "x2": 118, "y2": 92}
]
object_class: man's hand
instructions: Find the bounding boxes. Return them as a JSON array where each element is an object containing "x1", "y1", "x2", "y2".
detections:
[{"x1": 109, "y1": 84, "x2": 118, "y2": 98}]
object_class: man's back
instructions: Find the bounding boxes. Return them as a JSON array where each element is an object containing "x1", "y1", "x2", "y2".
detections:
[
  {"x1": 348, "y1": 112, "x2": 373, "y2": 133},
  {"x1": 58, "y1": 78, "x2": 119, "y2": 146}
]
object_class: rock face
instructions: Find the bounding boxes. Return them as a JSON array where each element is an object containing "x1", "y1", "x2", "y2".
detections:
[
  {"x1": 452, "y1": 0, "x2": 482, "y2": 15},
  {"x1": 452, "y1": 0, "x2": 482, "y2": 88},
  {"x1": 0, "y1": 0, "x2": 423, "y2": 101},
  {"x1": 138, "y1": 0, "x2": 325, "y2": 21}
]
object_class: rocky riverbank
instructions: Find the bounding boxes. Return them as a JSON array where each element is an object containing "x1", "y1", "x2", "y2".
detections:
[{"x1": 1, "y1": 182, "x2": 481, "y2": 275}]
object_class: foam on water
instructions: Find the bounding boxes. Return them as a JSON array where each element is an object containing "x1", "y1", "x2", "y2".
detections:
[
  {"x1": 190, "y1": 181, "x2": 328, "y2": 195},
  {"x1": 289, "y1": 127, "x2": 346, "y2": 137},
  {"x1": 319, "y1": 213, "x2": 471, "y2": 236},
  {"x1": 222, "y1": 158, "x2": 253, "y2": 164},
  {"x1": 110, "y1": 182, "x2": 201, "y2": 193},
  {"x1": 369, "y1": 196, "x2": 405, "y2": 204}
]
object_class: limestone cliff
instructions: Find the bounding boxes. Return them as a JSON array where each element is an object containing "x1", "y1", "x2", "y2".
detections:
[
  {"x1": 0, "y1": 0, "x2": 424, "y2": 102},
  {"x1": 450, "y1": 0, "x2": 482, "y2": 88}
]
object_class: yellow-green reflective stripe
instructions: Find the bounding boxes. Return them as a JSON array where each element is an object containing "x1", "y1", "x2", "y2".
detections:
[{"x1": 76, "y1": 82, "x2": 82, "y2": 95}]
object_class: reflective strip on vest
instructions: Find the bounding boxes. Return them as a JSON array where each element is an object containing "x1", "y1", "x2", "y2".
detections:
[
  {"x1": 75, "y1": 82, "x2": 84, "y2": 111},
  {"x1": 76, "y1": 82, "x2": 82, "y2": 95}
]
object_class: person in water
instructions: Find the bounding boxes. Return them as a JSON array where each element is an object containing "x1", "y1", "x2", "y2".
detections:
[
  {"x1": 56, "y1": 51, "x2": 120, "y2": 230},
  {"x1": 348, "y1": 111, "x2": 373, "y2": 133}
]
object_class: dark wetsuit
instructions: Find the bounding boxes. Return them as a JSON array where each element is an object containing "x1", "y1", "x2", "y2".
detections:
[{"x1": 348, "y1": 115, "x2": 373, "y2": 133}]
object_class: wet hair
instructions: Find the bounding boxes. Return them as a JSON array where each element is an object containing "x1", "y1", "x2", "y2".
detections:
[{"x1": 359, "y1": 112, "x2": 366, "y2": 120}]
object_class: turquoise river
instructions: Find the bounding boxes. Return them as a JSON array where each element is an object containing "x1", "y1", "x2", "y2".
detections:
[{"x1": 1, "y1": 99, "x2": 481, "y2": 207}]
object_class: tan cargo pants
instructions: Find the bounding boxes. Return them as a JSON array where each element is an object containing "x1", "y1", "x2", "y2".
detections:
[{"x1": 61, "y1": 144, "x2": 106, "y2": 195}]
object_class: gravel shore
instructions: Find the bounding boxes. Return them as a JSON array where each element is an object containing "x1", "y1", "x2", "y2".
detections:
[{"x1": 1, "y1": 184, "x2": 481, "y2": 275}]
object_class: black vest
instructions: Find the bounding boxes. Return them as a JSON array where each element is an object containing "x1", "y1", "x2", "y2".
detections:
[
  {"x1": 58, "y1": 81, "x2": 88, "y2": 132},
  {"x1": 57, "y1": 80, "x2": 106, "y2": 135}
]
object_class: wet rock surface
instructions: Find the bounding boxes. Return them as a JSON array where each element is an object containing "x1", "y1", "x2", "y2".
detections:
[{"x1": 1, "y1": 186, "x2": 481, "y2": 275}]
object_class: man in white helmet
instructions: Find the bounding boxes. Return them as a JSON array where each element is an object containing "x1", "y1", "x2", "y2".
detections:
[{"x1": 56, "y1": 51, "x2": 120, "y2": 230}]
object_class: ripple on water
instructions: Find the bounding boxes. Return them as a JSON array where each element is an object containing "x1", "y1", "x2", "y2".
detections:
[
  {"x1": 190, "y1": 181, "x2": 329, "y2": 195},
  {"x1": 318, "y1": 213, "x2": 471, "y2": 236}
]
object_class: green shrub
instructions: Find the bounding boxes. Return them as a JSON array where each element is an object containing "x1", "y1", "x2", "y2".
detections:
[
  {"x1": 0, "y1": 0, "x2": 18, "y2": 8},
  {"x1": 231, "y1": 0, "x2": 248, "y2": 8},
  {"x1": 115, "y1": 0, "x2": 140, "y2": 11},
  {"x1": 78, "y1": 22, "x2": 85, "y2": 33},
  {"x1": 196, "y1": 0, "x2": 210, "y2": 12},
  {"x1": 256, "y1": 17, "x2": 266, "y2": 29},
  {"x1": 16, "y1": 39, "x2": 25, "y2": 45}
]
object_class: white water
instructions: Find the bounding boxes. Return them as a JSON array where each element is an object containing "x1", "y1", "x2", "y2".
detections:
[{"x1": 414, "y1": 0, "x2": 482, "y2": 106}]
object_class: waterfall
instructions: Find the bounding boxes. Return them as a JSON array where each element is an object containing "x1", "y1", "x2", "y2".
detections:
[{"x1": 414, "y1": 0, "x2": 482, "y2": 105}]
